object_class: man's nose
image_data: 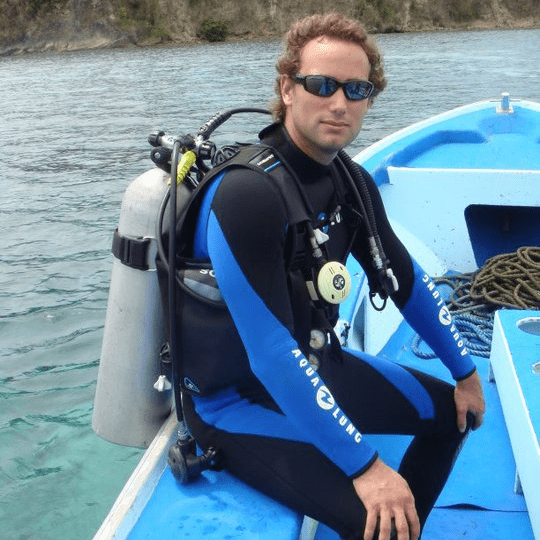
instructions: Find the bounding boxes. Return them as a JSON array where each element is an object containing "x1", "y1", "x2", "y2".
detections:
[{"x1": 329, "y1": 87, "x2": 348, "y2": 112}]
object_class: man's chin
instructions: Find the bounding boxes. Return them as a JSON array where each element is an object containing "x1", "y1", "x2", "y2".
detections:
[{"x1": 318, "y1": 135, "x2": 352, "y2": 154}]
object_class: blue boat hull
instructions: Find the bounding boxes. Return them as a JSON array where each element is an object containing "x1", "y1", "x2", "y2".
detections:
[{"x1": 94, "y1": 96, "x2": 540, "y2": 540}]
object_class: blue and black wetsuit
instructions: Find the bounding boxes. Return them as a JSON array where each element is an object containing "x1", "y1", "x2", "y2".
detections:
[{"x1": 182, "y1": 125, "x2": 476, "y2": 540}]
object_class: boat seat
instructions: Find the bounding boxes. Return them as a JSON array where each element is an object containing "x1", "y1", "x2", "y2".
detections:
[
  {"x1": 127, "y1": 465, "x2": 316, "y2": 540},
  {"x1": 489, "y1": 310, "x2": 540, "y2": 540},
  {"x1": 382, "y1": 167, "x2": 540, "y2": 272}
]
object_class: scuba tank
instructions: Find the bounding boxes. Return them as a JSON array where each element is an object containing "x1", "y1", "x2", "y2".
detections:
[
  {"x1": 92, "y1": 167, "x2": 181, "y2": 447},
  {"x1": 92, "y1": 109, "x2": 271, "y2": 451}
]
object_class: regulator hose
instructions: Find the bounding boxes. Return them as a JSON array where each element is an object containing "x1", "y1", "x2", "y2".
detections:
[
  {"x1": 337, "y1": 150, "x2": 398, "y2": 307},
  {"x1": 196, "y1": 107, "x2": 271, "y2": 140},
  {"x1": 165, "y1": 143, "x2": 219, "y2": 483},
  {"x1": 167, "y1": 141, "x2": 183, "y2": 429}
]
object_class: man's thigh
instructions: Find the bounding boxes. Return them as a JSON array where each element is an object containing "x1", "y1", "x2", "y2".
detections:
[{"x1": 319, "y1": 348, "x2": 457, "y2": 437}]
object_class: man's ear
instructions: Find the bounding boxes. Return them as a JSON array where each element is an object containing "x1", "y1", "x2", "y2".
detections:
[{"x1": 280, "y1": 74, "x2": 294, "y2": 106}]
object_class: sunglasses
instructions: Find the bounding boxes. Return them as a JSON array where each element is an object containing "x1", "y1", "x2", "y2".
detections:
[{"x1": 294, "y1": 74, "x2": 377, "y2": 101}]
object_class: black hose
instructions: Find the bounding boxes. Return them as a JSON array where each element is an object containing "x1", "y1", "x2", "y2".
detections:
[
  {"x1": 156, "y1": 190, "x2": 169, "y2": 273},
  {"x1": 337, "y1": 150, "x2": 380, "y2": 245},
  {"x1": 167, "y1": 141, "x2": 188, "y2": 433},
  {"x1": 337, "y1": 150, "x2": 397, "y2": 305},
  {"x1": 197, "y1": 107, "x2": 271, "y2": 140}
]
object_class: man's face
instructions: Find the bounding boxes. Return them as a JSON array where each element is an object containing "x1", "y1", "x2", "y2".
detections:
[{"x1": 281, "y1": 36, "x2": 371, "y2": 164}]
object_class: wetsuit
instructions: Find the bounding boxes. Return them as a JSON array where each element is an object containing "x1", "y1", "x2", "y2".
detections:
[{"x1": 182, "y1": 124, "x2": 476, "y2": 540}]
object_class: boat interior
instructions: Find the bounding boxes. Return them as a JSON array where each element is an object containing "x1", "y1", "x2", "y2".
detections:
[{"x1": 94, "y1": 98, "x2": 540, "y2": 540}]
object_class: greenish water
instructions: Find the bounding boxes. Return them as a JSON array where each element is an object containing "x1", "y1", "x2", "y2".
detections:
[{"x1": 1, "y1": 29, "x2": 539, "y2": 540}]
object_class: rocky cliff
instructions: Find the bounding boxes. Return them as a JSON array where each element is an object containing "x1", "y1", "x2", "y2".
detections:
[{"x1": 1, "y1": 0, "x2": 539, "y2": 56}]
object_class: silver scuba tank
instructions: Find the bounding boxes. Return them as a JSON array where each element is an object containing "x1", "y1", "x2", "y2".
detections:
[
  {"x1": 92, "y1": 167, "x2": 188, "y2": 447},
  {"x1": 93, "y1": 112, "x2": 270, "y2": 448}
]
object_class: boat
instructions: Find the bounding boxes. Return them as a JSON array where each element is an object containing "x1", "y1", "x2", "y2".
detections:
[{"x1": 92, "y1": 94, "x2": 540, "y2": 540}]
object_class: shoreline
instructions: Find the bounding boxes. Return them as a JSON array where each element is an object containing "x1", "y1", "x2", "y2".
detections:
[{"x1": 2, "y1": 17, "x2": 539, "y2": 58}]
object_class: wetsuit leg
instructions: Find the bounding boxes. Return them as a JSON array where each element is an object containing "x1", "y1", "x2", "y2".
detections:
[
  {"x1": 183, "y1": 392, "x2": 370, "y2": 540},
  {"x1": 319, "y1": 349, "x2": 473, "y2": 528},
  {"x1": 183, "y1": 350, "x2": 471, "y2": 540}
]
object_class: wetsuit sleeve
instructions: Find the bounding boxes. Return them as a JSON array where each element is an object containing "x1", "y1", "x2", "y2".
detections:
[
  {"x1": 351, "y1": 168, "x2": 476, "y2": 381},
  {"x1": 205, "y1": 168, "x2": 377, "y2": 477},
  {"x1": 400, "y1": 260, "x2": 476, "y2": 380}
]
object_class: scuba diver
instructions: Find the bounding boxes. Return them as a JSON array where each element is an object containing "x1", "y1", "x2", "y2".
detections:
[{"x1": 158, "y1": 12, "x2": 486, "y2": 540}]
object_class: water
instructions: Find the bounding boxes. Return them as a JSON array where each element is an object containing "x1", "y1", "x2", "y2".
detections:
[{"x1": 1, "y1": 28, "x2": 539, "y2": 540}]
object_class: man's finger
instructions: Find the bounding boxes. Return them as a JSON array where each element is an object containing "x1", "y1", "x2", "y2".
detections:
[
  {"x1": 405, "y1": 504, "x2": 421, "y2": 540},
  {"x1": 469, "y1": 409, "x2": 484, "y2": 430},
  {"x1": 457, "y1": 408, "x2": 468, "y2": 433},
  {"x1": 393, "y1": 512, "x2": 410, "y2": 540},
  {"x1": 377, "y1": 510, "x2": 393, "y2": 540},
  {"x1": 363, "y1": 510, "x2": 378, "y2": 540}
]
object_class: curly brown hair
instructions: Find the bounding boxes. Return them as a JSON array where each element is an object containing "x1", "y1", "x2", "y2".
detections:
[{"x1": 271, "y1": 12, "x2": 387, "y2": 122}]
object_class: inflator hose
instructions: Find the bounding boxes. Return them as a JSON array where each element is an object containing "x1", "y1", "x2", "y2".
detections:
[{"x1": 168, "y1": 141, "x2": 185, "y2": 430}]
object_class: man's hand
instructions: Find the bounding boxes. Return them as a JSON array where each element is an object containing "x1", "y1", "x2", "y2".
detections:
[
  {"x1": 454, "y1": 370, "x2": 485, "y2": 432},
  {"x1": 353, "y1": 458, "x2": 420, "y2": 540}
]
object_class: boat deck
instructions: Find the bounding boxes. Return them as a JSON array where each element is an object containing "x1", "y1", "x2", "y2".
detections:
[
  {"x1": 118, "y1": 313, "x2": 536, "y2": 540},
  {"x1": 329, "y1": 314, "x2": 536, "y2": 540}
]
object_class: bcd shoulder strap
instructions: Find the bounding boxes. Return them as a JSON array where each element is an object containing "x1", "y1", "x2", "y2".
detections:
[
  {"x1": 175, "y1": 144, "x2": 312, "y2": 258},
  {"x1": 212, "y1": 143, "x2": 311, "y2": 225}
]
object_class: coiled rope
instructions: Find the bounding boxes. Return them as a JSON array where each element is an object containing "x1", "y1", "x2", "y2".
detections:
[
  {"x1": 470, "y1": 246, "x2": 540, "y2": 309},
  {"x1": 412, "y1": 246, "x2": 540, "y2": 359}
]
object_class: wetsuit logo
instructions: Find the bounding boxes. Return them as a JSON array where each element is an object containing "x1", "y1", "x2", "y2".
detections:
[
  {"x1": 316, "y1": 386, "x2": 335, "y2": 410},
  {"x1": 439, "y1": 305, "x2": 452, "y2": 325},
  {"x1": 294, "y1": 350, "x2": 363, "y2": 444},
  {"x1": 422, "y1": 273, "x2": 468, "y2": 357}
]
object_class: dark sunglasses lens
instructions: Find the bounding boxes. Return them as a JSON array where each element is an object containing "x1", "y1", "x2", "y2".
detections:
[
  {"x1": 345, "y1": 81, "x2": 374, "y2": 100},
  {"x1": 319, "y1": 77, "x2": 338, "y2": 97},
  {"x1": 304, "y1": 76, "x2": 337, "y2": 97}
]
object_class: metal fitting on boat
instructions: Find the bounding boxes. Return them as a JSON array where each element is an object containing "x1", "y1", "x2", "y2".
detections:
[{"x1": 497, "y1": 92, "x2": 513, "y2": 114}]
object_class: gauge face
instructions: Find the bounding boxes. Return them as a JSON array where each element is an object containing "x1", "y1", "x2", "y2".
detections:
[{"x1": 317, "y1": 261, "x2": 351, "y2": 304}]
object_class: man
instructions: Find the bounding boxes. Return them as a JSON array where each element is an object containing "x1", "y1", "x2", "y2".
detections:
[{"x1": 180, "y1": 12, "x2": 485, "y2": 540}]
